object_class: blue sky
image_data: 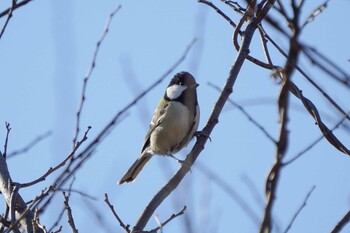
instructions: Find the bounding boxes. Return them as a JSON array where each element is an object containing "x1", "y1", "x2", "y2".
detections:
[{"x1": 1, "y1": 0, "x2": 350, "y2": 232}]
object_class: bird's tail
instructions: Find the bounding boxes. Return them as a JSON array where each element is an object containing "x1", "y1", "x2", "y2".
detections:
[{"x1": 118, "y1": 154, "x2": 152, "y2": 184}]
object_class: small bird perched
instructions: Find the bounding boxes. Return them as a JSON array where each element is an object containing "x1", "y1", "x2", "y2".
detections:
[{"x1": 118, "y1": 71, "x2": 200, "y2": 184}]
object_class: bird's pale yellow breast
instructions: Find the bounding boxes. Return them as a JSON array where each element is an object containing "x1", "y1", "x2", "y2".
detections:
[{"x1": 150, "y1": 101, "x2": 191, "y2": 155}]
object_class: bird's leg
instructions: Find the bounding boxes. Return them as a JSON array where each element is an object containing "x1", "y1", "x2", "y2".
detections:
[{"x1": 167, "y1": 152, "x2": 192, "y2": 171}]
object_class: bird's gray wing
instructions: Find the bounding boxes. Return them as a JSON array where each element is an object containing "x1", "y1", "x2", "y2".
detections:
[{"x1": 140, "y1": 102, "x2": 169, "y2": 153}]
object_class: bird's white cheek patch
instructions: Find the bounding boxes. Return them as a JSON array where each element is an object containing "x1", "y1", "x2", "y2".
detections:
[{"x1": 166, "y1": 85, "x2": 187, "y2": 100}]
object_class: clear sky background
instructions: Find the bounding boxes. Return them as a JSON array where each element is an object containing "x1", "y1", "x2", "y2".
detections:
[{"x1": 1, "y1": 0, "x2": 350, "y2": 232}]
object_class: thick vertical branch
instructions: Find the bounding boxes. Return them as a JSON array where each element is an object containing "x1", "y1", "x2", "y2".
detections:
[
  {"x1": 0, "y1": 154, "x2": 44, "y2": 233},
  {"x1": 259, "y1": 2, "x2": 302, "y2": 232}
]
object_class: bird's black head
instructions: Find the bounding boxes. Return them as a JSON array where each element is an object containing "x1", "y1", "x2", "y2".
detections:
[{"x1": 165, "y1": 71, "x2": 198, "y2": 101}]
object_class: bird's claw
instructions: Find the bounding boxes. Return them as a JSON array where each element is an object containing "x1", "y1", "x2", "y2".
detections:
[{"x1": 194, "y1": 130, "x2": 211, "y2": 142}]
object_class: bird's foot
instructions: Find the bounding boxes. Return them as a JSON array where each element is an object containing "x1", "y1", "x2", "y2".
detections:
[
  {"x1": 194, "y1": 130, "x2": 211, "y2": 142},
  {"x1": 168, "y1": 153, "x2": 192, "y2": 171}
]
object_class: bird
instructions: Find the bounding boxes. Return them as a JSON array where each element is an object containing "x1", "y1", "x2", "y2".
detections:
[{"x1": 118, "y1": 71, "x2": 200, "y2": 184}]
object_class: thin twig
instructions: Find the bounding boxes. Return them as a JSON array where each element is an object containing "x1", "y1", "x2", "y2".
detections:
[
  {"x1": 52, "y1": 226, "x2": 63, "y2": 233},
  {"x1": 0, "y1": 0, "x2": 33, "y2": 18},
  {"x1": 198, "y1": 0, "x2": 238, "y2": 30},
  {"x1": 47, "y1": 206, "x2": 65, "y2": 233},
  {"x1": 301, "y1": 0, "x2": 329, "y2": 29},
  {"x1": 63, "y1": 192, "x2": 78, "y2": 233},
  {"x1": 302, "y1": 46, "x2": 350, "y2": 89},
  {"x1": 208, "y1": 82, "x2": 276, "y2": 144},
  {"x1": 0, "y1": 0, "x2": 16, "y2": 40},
  {"x1": 20, "y1": 127, "x2": 91, "y2": 188},
  {"x1": 73, "y1": 5, "x2": 122, "y2": 146},
  {"x1": 283, "y1": 111, "x2": 350, "y2": 165},
  {"x1": 275, "y1": 0, "x2": 289, "y2": 19},
  {"x1": 104, "y1": 193, "x2": 130, "y2": 233},
  {"x1": 258, "y1": 24, "x2": 273, "y2": 66},
  {"x1": 223, "y1": 1, "x2": 246, "y2": 15},
  {"x1": 81, "y1": 199, "x2": 113, "y2": 233},
  {"x1": 196, "y1": 162, "x2": 260, "y2": 224},
  {"x1": 240, "y1": 174, "x2": 265, "y2": 209},
  {"x1": 3, "y1": 122, "x2": 11, "y2": 159},
  {"x1": 283, "y1": 186, "x2": 316, "y2": 233},
  {"x1": 7, "y1": 131, "x2": 52, "y2": 158},
  {"x1": 149, "y1": 206, "x2": 187, "y2": 233},
  {"x1": 231, "y1": 0, "x2": 277, "y2": 70},
  {"x1": 57, "y1": 188, "x2": 97, "y2": 201},
  {"x1": 9, "y1": 183, "x2": 20, "y2": 233}
]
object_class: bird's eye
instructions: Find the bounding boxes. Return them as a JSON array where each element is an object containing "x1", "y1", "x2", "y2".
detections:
[{"x1": 178, "y1": 81, "x2": 184, "y2": 85}]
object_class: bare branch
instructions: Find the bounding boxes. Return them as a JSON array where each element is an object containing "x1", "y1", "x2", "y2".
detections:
[
  {"x1": 260, "y1": 74, "x2": 290, "y2": 233},
  {"x1": 196, "y1": 162, "x2": 260, "y2": 224},
  {"x1": 240, "y1": 174, "x2": 265, "y2": 208},
  {"x1": 0, "y1": 0, "x2": 16, "y2": 40},
  {"x1": 149, "y1": 206, "x2": 187, "y2": 233},
  {"x1": 104, "y1": 193, "x2": 130, "y2": 233},
  {"x1": 198, "y1": 0, "x2": 239, "y2": 30},
  {"x1": 283, "y1": 186, "x2": 316, "y2": 233},
  {"x1": 301, "y1": 0, "x2": 329, "y2": 29},
  {"x1": 73, "y1": 5, "x2": 122, "y2": 146},
  {"x1": 63, "y1": 192, "x2": 78, "y2": 233},
  {"x1": 0, "y1": 153, "x2": 44, "y2": 233},
  {"x1": 283, "y1": 111, "x2": 350, "y2": 165},
  {"x1": 3, "y1": 122, "x2": 11, "y2": 159},
  {"x1": 47, "y1": 205, "x2": 65, "y2": 233},
  {"x1": 32, "y1": 209, "x2": 47, "y2": 233},
  {"x1": 57, "y1": 188, "x2": 97, "y2": 201},
  {"x1": 257, "y1": 24, "x2": 273, "y2": 66},
  {"x1": 302, "y1": 46, "x2": 350, "y2": 89},
  {"x1": 230, "y1": 1, "x2": 275, "y2": 70},
  {"x1": 260, "y1": 1, "x2": 301, "y2": 231},
  {"x1": 287, "y1": 80, "x2": 350, "y2": 156},
  {"x1": 20, "y1": 126, "x2": 91, "y2": 188},
  {"x1": 9, "y1": 183, "x2": 21, "y2": 233},
  {"x1": 208, "y1": 82, "x2": 276, "y2": 144},
  {"x1": 7, "y1": 131, "x2": 52, "y2": 158},
  {"x1": 223, "y1": 1, "x2": 246, "y2": 16},
  {"x1": 0, "y1": 0, "x2": 34, "y2": 19},
  {"x1": 275, "y1": 0, "x2": 289, "y2": 20},
  {"x1": 331, "y1": 209, "x2": 350, "y2": 233},
  {"x1": 52, "y1": 226, "x2": 63, "y2": 233}
]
